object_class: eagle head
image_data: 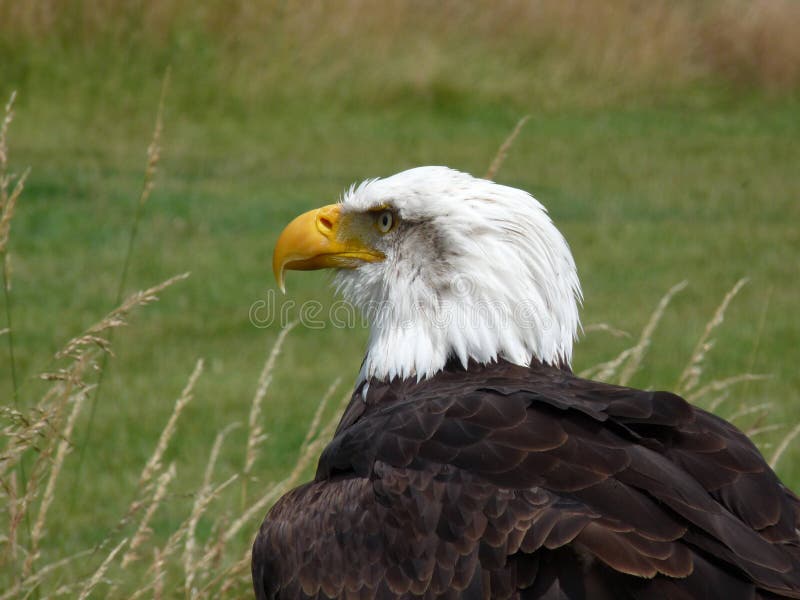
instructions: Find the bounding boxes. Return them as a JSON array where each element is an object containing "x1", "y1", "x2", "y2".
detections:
[{"x1": 273, "y1": 166, "x2": 582, "y2": 382}]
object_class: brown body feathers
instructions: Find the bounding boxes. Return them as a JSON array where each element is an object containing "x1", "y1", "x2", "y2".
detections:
[{"x1": 252, "y1": 360, "x2": 800, "y2": 599}]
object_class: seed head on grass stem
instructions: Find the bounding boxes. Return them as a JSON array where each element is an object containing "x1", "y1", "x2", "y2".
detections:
[
  {"x1": 242, "y1": 321, "x2": 298, "y2": 505},
  {"x1": 617, "y1": 280, "x2": 688, "y2": 386},
  {"x1": 77, "y1": 538, "x2": 127, "y2": 600},
  {"x1": 136, "y1": 358, "x2": 202, "y2": 492},
  {"x1": 485, "y1": 115, "x2": 530, "y2": 180},
  {"x1": 677, "y1": 278, "x2": 749, "y2": 394}
]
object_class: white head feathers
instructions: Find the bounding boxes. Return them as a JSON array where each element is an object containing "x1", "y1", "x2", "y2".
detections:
[{"x1": 333, "y1": 166, "x2": 582, "y2": 383}]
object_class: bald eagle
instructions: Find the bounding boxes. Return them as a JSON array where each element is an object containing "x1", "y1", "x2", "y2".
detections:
[{"x1": 253, "y1": 167, "x2": 800, "y2": 599}]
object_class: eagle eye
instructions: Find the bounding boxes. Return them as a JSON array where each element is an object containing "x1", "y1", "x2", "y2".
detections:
[{"x1": 375, "y1": 210, "x2": 396, "y2": 234}]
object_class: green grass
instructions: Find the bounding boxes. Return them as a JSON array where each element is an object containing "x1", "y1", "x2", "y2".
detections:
[
  {"x1": 8, "y1": 94, "x2": 800, "y2": 543},
  {"x1": 1, "y1": 2, "x2": 800, "y2": 595}
]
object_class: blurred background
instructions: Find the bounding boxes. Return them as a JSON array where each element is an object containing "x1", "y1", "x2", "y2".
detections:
[{"x1": 1, "y1": 0, "x2": 799, "y2": 595}]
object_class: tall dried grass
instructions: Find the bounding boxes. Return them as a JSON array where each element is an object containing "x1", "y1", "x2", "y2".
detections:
[
  {"x1": 1, "y1": 0, "x2": 799, "y2": 111},
  {"x1": 0, "y1": 100, "x2": 796, "y2": 598}
]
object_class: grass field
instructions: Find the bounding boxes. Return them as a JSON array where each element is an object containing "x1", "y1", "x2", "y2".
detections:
[{"x1": 1, "y1": 1, "x2": 799, "y2": 596}]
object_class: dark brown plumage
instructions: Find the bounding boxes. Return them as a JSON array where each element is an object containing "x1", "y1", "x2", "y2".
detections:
[{"x1": 252, "y1": 360, "x2": 800, "y2": 599}]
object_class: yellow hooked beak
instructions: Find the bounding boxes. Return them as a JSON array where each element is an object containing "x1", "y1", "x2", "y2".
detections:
[{"x1": 272, "y1": 203, "x2": 385, "y2": 292}]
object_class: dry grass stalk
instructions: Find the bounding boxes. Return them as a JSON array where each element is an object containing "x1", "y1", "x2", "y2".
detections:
[
  {"x1": 52, "y1": 275, "x2": 189, "y2": 555},
  {"x1": 11, "y1": 277, "x2": 188, "y2": 569},
  {"x1": 26, "y1": 388, "x2": 88, "y2": 574},
  {"x1": 0, "y1": 550, "x2": 93, "y2": 600},
  {"x1": 151, "y1": 473, "x2": 237, "y2": 582},
  {"x1": 0, "y1": 166, "x2": 28, "y2": 256},
  {"x1": 210, "y1": 387, "x2": 350, "y2": 595},
  {"x1": 746, "y1": 423, "x2": 783, "y2": 438},
  {"x1": 617, "y1": 280, "x2": 688, "y2": 386},
  {"x1": 77, "y1": 537, "x2": 127, "y2": 600},
  {"x1": 96, "y1": 354, "x2": 200, "y2": 556},
  {"x1": 243, "y1": 321, "x2": 298, "y2": 497},
  {"x1": 184, "y1": 519, "x2": 206, "y2": 595},
  {"x1": 708, "y1": 392, "x2": 731, "y2": 413},
  {"x1": 726, "y1": 402, "x2": 773, "y2": 424},
  {"x1": 205, "y1": 423, "x2": 240, "y2": 499},
  {"x1": 195, "y1": 515, "x2": 229, "y2": 581},
  {"x1": 770, "y1": 422, "x2": 800, "y2": 470},
  {"x1": 183, "y1": 424, "x2": 241, "y2": 584},
  {"x1": 579, "y1": 347, "x2": 634, "y2": 381},
  {"x1": 187, "y1": 474, "x2": 239, "y2": 590},
  {"x1": 184, "y1": 423, "x2": 240, "y2": 598},
  {"x1": 0, "y1": 92, "x2": 19, "y2": 229},
  {"x1": 217, "y1": 549, "x2": 253, "y2": 596},
  {"x1": 122, "y1": 462, "x2": 177, "y2": 568},
  {"x1": 583, "y1": 323, "x2": 631, "y2": 339},
  {"x1": 686, "y1": 373, "x2": 769, "y2": 405},
  {"x1": 127, "y1": 548, "x2": 161, "y2": 600},
  {"x1": 136, "y1": 357, "x2": 202, "y2": 491},
  {"x1": 581, "y1": 284, "x2": 686, "y2": 383},
  {"x1": 234, "y1": 387, "x2": 353, "y2": 547},
  {"x1": 197, "y1": 547, "x2": 251, "y2": 597},
  {"x1": 0, "y1": 92, "x2": 14, "y2": 175},
  {"x1": 0, "y1": 90, "x2": 23, "y2": 435},
  {"x1": 1, "y1": 403, "x2": 57, "y2": 488},
  {"x1": 140, "y1": 68, "x2": 170, "y2": 208},
  {"x1": 2, "y1": 413, "x2": 46, "y2": 576},
  {"x1": 56, "y1": 272, "x2": 190, "y2": 362},
  {"x1": 225, "y1": 452, "x2": 304, "y2": 547},
  {"x1": 677, "y1": 278, "x2": 749, "y2": 394},
  {"x1": 2, "y1": 471, "x2": 20, "y2": 584},
  {"x1": 218, "y1": 557, "x2": 251, "y2": 596},
  {"x1": 0, "y1": 93, "x2": 26, "y2": 426},
  {"x1": 297, "y1": 378, "x2": 342, "y2": 458},
  {"x1": 153, "y1": 547, "x2": 165, "y2": 600},
  {"x1": 4, "y1": 351, "x2": 90, "y2": 453},
  {"x1": 0, "y1": 148, "x2": 188, "y2": 591},
  {"x1": 224, "y1": 383, "x2": 347, "y2": 547},
  {"x1": 8, "y1": 356, "x2": 93, "y2": 579},
  {"x1": 485, "y1": 115, "x2": 530, "y2": 180},
  {"x1": 38, "y1": 354, "x2": 94, "y2": 393}
]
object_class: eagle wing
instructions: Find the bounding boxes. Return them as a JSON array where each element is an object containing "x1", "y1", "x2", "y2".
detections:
[{"x1": 252, "y1": 362, "x2": 800, "y2": 599}]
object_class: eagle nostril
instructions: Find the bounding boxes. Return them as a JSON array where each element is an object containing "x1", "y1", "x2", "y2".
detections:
[{"x1": 318, "y1": 215, "x2": 333, "y2": 232}]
